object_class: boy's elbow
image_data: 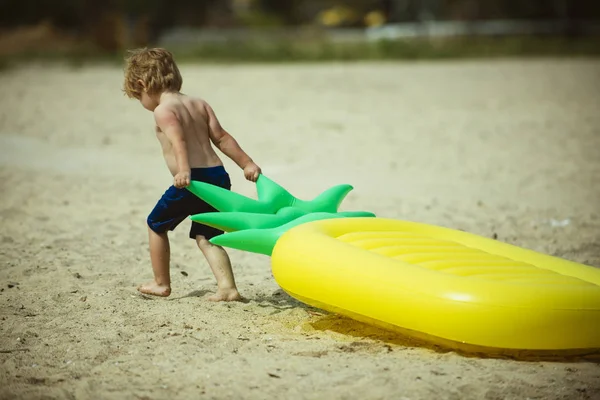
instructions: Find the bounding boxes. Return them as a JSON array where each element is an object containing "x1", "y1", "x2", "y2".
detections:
[{"x1": 216, "y1": 131, "x2": 232, "y2": 149}]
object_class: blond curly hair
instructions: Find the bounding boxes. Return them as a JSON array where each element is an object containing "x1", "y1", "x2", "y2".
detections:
[{"x1": 123, "y1": 47, "x2": 183, "y2": 99}]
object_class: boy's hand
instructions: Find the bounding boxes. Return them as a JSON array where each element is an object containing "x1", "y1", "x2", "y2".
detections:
[
  {"x1": 174, "y1": 170, "x2": 191, "y2": 188},
  {"x1": 243, "y1": 162, "x2": 261, "y2": 182}
]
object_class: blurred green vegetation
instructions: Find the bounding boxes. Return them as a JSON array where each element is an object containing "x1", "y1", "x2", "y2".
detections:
[
  {"x1": 172, "y1": 36, "x2": 600, "y2": 63},
  {"x1": 1, "y1": 35, "x2": 598, "y2": 71}
]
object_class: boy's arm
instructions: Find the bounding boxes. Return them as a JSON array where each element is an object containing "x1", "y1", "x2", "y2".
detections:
[
  {"x1": 155, "y1": 107, "x2": 191, "y2": 187},
  {"x1": 205, "y1": 102, "x2": 261, "y2": 181}
]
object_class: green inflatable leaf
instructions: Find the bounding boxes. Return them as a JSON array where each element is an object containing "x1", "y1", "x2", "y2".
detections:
[
  {"x1": 190, "y1": 207, "x2": 306, "y2": 232},
  {"x1": 186, "y1": 174, "x2": 353, "y2": 215},
  {"x1": 255, "y1": 175, "x2": 353, "y2": 213},
  {"x1": 192, "y1": 208, "x2": 375, "y2": 233},
  {"x1": 186, "y1": 180, "x2": 273, "y2": 213},
  {"x1": 209, "y1": 212, "x2": 376, "y2": 255}
]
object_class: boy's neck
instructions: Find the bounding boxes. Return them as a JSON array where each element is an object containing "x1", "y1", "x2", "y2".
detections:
[{"x1": 157, "y1": 90, "x2": 181, "y2": 104}]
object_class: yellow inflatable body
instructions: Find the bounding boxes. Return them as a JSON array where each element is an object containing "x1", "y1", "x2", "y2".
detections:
[{"x1": 271, "y1": 218, "x2": 600, "y2": 353}]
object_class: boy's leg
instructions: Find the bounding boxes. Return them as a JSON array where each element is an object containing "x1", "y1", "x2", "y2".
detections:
[
  {"x1": 196, "y1": 235, "x2": 241, "y2": 302},
  {"x1": 138, "y1": 227, "x2": 172, "y2": 297},
  {"x1": 188, "y1": 167, "x2": 240, "y2": 301},
  {"x1": 138, "y1": 185, "x2": 188, "y2": 297}
]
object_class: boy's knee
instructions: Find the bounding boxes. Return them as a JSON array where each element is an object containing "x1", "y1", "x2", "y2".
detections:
[
  {"x1": 196, "y1": 235, "x2": 210, "y2": 246},
  {"x1": 196, "y1": 235, "x2": 223, "y2": 251}
]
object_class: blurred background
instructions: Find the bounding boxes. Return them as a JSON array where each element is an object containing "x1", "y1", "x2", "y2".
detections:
[{"x1": 1, "y1": 0, "x2": 599, "y2": 63}]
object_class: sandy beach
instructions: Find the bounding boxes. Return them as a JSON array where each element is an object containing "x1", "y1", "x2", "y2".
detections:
[{"x1": 1, "y1": 58, "x2": 599, "y2": 399}]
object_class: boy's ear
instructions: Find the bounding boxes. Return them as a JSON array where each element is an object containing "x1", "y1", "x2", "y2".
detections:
[{"x1": 137, "y1": 79, "x2": 147, "y2": 91}]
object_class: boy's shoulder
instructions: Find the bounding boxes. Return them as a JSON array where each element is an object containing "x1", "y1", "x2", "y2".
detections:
[{"x1": 188, "y1": 94, "x2": 210, "y2": 108}]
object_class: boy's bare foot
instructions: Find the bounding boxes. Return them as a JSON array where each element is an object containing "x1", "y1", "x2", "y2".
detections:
[
  {"x1": 208, "y1": 288, "x2": 242, "y2": 302},
  {"x1": 137, "y1": 281, "x2": 171, "y2": 297}
]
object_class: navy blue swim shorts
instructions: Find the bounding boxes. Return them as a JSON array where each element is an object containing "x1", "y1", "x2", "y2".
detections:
[{"x1": 147, "y1": 166, "x2": 231, "y2": 240}]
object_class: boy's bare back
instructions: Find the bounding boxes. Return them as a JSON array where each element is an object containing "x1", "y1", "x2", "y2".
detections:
[{"x1": 154, "y1": 94, "x2": 223, "y2": 177}]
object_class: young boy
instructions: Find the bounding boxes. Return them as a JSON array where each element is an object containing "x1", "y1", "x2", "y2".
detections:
[{"x1": 123, "y1": 47, "x2": 261, "y2": 301}]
